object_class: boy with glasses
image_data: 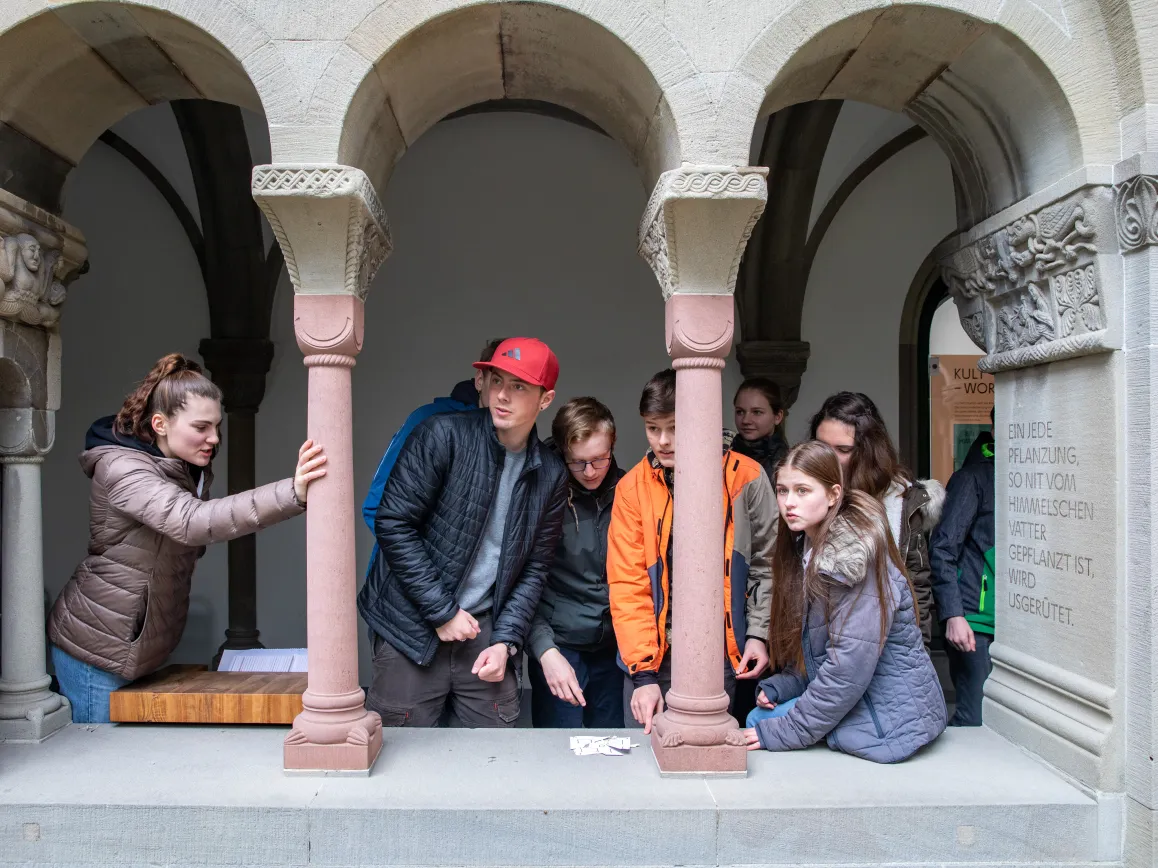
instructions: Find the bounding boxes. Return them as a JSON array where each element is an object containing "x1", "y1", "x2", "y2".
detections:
[{"x1": 526, "y1": 398, "x2": 626, "y2": 728}]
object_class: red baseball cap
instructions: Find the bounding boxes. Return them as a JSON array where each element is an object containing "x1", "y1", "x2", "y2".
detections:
[{"x1": 473, "y1": 337, "x2": 559, "y2": 391}]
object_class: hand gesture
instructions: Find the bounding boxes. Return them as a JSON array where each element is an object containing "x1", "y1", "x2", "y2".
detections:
[
  {"x1": 755, "y1": 689, "x2": 776, "y2": 710},
  {"x1": 472, "y1": 642, "x2": 509, "y2": 683},
  {"x1": 631, "y1": 684, "x2": 664, "y2": 734},
  {"x1": 945, "y1": 616, "x2": 976, "y2": 653},
  {"x1": 436, "y1": 609, "x2": 480, "y2": 643},
  {"x1": 742, "y1": 727, "x2": 763, "y2": 751},
  {"x1": 293, "y1": 440, "x2": 327, "y2": 503},
  {"x1": 736, "y1": 638, "x2": 770, "y2": 679},
  {"x1": 539, "y1": 648, "x2": 585, "y2": 707}
]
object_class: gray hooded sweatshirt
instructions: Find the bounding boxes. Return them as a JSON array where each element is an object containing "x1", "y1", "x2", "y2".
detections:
[{"x1": 755, "y1": 512, "x2": 947, "y2": 763}]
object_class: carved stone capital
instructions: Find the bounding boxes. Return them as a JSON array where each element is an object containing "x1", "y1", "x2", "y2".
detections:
[
  {"x1": 294, "y1": 294, "x2": 364, "y2": 361},
  {"x1": 252, "y1": 165, "x2": 391, "y2": 300},
  {"x1": 735, "y1": 340, "x2": 812, "y2": 408},
  {"x1": 1115, "y1": 174, "x2": 1158, "y2": 252},
  {"x1": 939, "y1": 186, "x2": 1117, "y2": 373},
  {"x1": 198, "y1": 337, "x2": 276, "y2": 413},
  {"x1": 639, "y1": 166, "x2": 768, "y2": 300},
  {"x1": 0, "y1": 188, "x2": 87, "y2": 330}
]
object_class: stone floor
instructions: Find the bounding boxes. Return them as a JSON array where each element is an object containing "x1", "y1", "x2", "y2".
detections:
[{"x1": 0, "y1": 724, "x2": 1115, "y2": 867}]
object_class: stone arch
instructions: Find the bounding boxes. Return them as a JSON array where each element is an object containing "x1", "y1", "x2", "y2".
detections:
[
  {"x1": 336, "y1": 2, "x2": 690, "y2": 196},
  {"x1": 727, "y1": 0, "x2": 1118, "y2": 227},
  {"x1": 0, "y1": 1, "x2": 295, "y2": 187}
]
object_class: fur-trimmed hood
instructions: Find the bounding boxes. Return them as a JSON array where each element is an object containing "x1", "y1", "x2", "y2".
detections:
[
  {"x1": 884, "y1": 478, "x2": 946, "y2": 542},
  {"x1": 813, "y1": 510, "x2": 891, "y2": 588}
]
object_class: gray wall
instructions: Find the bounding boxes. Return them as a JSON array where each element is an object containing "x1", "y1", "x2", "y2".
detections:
[{"x1": 43, "y1": 103, "x2": 968, "y2": 677}]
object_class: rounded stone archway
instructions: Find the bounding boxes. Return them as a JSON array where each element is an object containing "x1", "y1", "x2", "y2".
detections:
[
  {"x1": 336, "y1": 2, "x2": 690, "y2": 196},
  {"x1": 729, "y1": 2, "x2": 1100, "y2": 227}
]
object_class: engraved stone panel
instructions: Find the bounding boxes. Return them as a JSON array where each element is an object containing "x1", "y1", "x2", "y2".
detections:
[{"x1": 987, "y1": 353, "x2": 1123, "y2": 791}]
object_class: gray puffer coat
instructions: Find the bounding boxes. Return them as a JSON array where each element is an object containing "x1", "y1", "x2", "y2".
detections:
[{"x1": 754, "y1": 514, "x2": 947, "y2": 763}]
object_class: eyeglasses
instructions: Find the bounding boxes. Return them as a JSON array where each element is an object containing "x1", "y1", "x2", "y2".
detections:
[{"x1": 566, "y1": 456, "x2": 612, "y2": 472}]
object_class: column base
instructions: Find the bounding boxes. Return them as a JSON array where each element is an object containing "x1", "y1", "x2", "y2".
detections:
[
  {"x1": 283, "y1": 712, "x2": 383, "y2": 774},
  {"x1": 649, "y1": 729, "x2": 747, "y2": 776},
  {"x1": 0, "y1": 698, "x2": 71, "y2": 742},
  {"x1": 283, "y1": 731, "x2": 383, "y2": 775}
]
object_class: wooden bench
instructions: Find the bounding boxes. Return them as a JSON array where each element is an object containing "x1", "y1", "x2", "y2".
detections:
[{"x1": 110, "y1": 664, "x2": 306, "y2": 724}]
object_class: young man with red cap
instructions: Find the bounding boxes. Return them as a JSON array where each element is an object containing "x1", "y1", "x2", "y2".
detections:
[{"x1": 359, "y1": 338, "x2": 568, "y2": 727}]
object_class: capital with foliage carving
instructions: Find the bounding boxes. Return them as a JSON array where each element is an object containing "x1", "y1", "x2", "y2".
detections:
[
  {"x1": 938, "y1": 185, "x2": 1117, "y2": 373},
  {"x1": 252, "y1": 165, "x2": 391, "y2": 299},
  {"x1": 639, "y1": 166, "x2": 768, "y2": 300}
]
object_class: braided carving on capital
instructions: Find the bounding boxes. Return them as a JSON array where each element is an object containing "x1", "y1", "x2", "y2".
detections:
[
  {"x1": 303, "y1": 354, "x2": 357, "y2": 368},
  {"x1": 252, "y1": 165, "x2": 392, "y2": 300},
  {"x1": 639, "y1": 166, "x2": 768, "y2": 300}
]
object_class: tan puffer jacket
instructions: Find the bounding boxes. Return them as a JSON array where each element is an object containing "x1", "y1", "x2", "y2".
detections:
[{"x1": 48, "y1": 445, "x2": 303, "y2": 680}]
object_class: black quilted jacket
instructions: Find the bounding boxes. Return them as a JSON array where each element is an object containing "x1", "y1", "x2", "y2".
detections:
[{"x1": 359, "y1": 408, "x2": 568, "y2": 666}]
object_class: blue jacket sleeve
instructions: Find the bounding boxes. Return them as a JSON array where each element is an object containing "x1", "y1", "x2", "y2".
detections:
[
  {"x1": 374, "y1": 417, "x2": 460, "y2": 628},
  {"x1": 362, "y1": 401, "x2": 459, "y2": 532},
  {"x1": 929, "y1": 468, "x2": 980, "y2": 622}
]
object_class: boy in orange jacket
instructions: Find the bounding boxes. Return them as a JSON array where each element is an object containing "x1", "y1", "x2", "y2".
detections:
[{"x1": 607, "y1": 369, "x2": 777, "y2": 732}]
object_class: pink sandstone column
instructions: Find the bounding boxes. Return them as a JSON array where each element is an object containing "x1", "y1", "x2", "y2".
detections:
[
  {"x1": 650, "y1": 293, "x2": 746, "y2": 774},
  {"x1": 283, "y1": 294, "x2": 382, "y2": 772}
]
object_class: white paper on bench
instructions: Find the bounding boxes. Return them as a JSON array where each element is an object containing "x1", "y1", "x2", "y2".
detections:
[{"x1": 218, "y1": 648, "x2": 308, "y2": 673}]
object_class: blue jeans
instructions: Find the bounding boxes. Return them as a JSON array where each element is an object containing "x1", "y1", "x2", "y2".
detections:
[
  {"x1": 745, "y1": 696, "x2": 798, "y2": 728},
  {"x1": 529, "y1": 645, "x2": 625, "y2": 728},
  {"x1": 51, "y1": 645, "x2": 129, "y2": 724}
]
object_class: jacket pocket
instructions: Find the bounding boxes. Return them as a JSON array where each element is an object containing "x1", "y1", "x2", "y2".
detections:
[
  {"x1": 129, "y1": 589, "x2": 151, "y2": 644},
  {"x1": 862, "y1": 692, "x2": 886, "y2": 739}
]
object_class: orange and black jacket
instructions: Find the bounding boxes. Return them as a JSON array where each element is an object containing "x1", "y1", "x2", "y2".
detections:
[{"x1": 607, "y1": 450, "x2": 777, "y2": 686}]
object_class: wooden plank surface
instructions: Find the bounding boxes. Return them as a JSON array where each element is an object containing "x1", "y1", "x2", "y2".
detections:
[{"x1": 110, "y1": 664, "x2": 306, "y2": 725}]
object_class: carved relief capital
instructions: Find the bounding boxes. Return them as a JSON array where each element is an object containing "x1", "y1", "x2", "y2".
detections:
[
  {"x1": 252, "y1": 165, "x2": 391, "y2": 300},
  {"x1": 639, "y1": 166, "x2": 768, "y2": 300},
  {"x1": 0, "y1": 188, "x2": 87, "y2": 330},
  {"x1": 1114, "y1": 174, "x2": 1158, "y2": 252},
  {"x1": 293, "y1": 294, "x2": 364, "y2": 361},
  {"x1": 938, "y1": 186, "x2": 1117, "y2": 373}
]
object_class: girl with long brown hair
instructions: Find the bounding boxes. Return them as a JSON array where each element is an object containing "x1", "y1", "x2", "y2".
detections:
[
  {"x1": 809, "y1": 392, "x2": 944, "y2": 647},
  {"x1": 48, "y1": 353, "x2": 326, "y2": 723},
  {"x1": 741, "y1": 441, "x2": 946, "y2": 762}
]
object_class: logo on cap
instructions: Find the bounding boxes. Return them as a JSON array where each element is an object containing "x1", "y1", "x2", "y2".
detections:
[{"x1": 503, "y1": 348, "x2": 522, "y2": 361}]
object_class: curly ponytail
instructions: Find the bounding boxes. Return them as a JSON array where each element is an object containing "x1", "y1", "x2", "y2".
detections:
[{"x1": 115, "y1": 353, "x2": 223, "y2": 443}]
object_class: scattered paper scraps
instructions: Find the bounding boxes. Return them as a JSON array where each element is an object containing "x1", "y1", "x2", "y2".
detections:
[{"x1": 569, "y1": 735, "x2": 639, "y2": 756}]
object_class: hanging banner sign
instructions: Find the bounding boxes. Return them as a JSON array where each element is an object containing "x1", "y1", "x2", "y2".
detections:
[{"x1": 929, "y1": 354, "x2": 994, "y2": 486}]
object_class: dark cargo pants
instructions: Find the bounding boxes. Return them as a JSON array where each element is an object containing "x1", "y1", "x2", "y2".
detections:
[{"x1": 367, "y1": 614, "x2": 520, "y2": 728}]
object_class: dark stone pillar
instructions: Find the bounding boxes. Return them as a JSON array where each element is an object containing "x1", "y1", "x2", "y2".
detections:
[
  {"x1": 735, "y1": 340, "x2": 811, "y2": 409},
  {"x1": 199, "y1": 337, "x2": 275, "y2": 666}
]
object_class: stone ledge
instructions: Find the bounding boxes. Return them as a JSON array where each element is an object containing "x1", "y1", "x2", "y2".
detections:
[{"x1": 0, "y1": 725, "x2": 1103, "y2": 867}]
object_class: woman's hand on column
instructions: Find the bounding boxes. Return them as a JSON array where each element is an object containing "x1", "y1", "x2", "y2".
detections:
[{"x1": 294, "y1": 440, "x2": 328, "y2": 503}]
